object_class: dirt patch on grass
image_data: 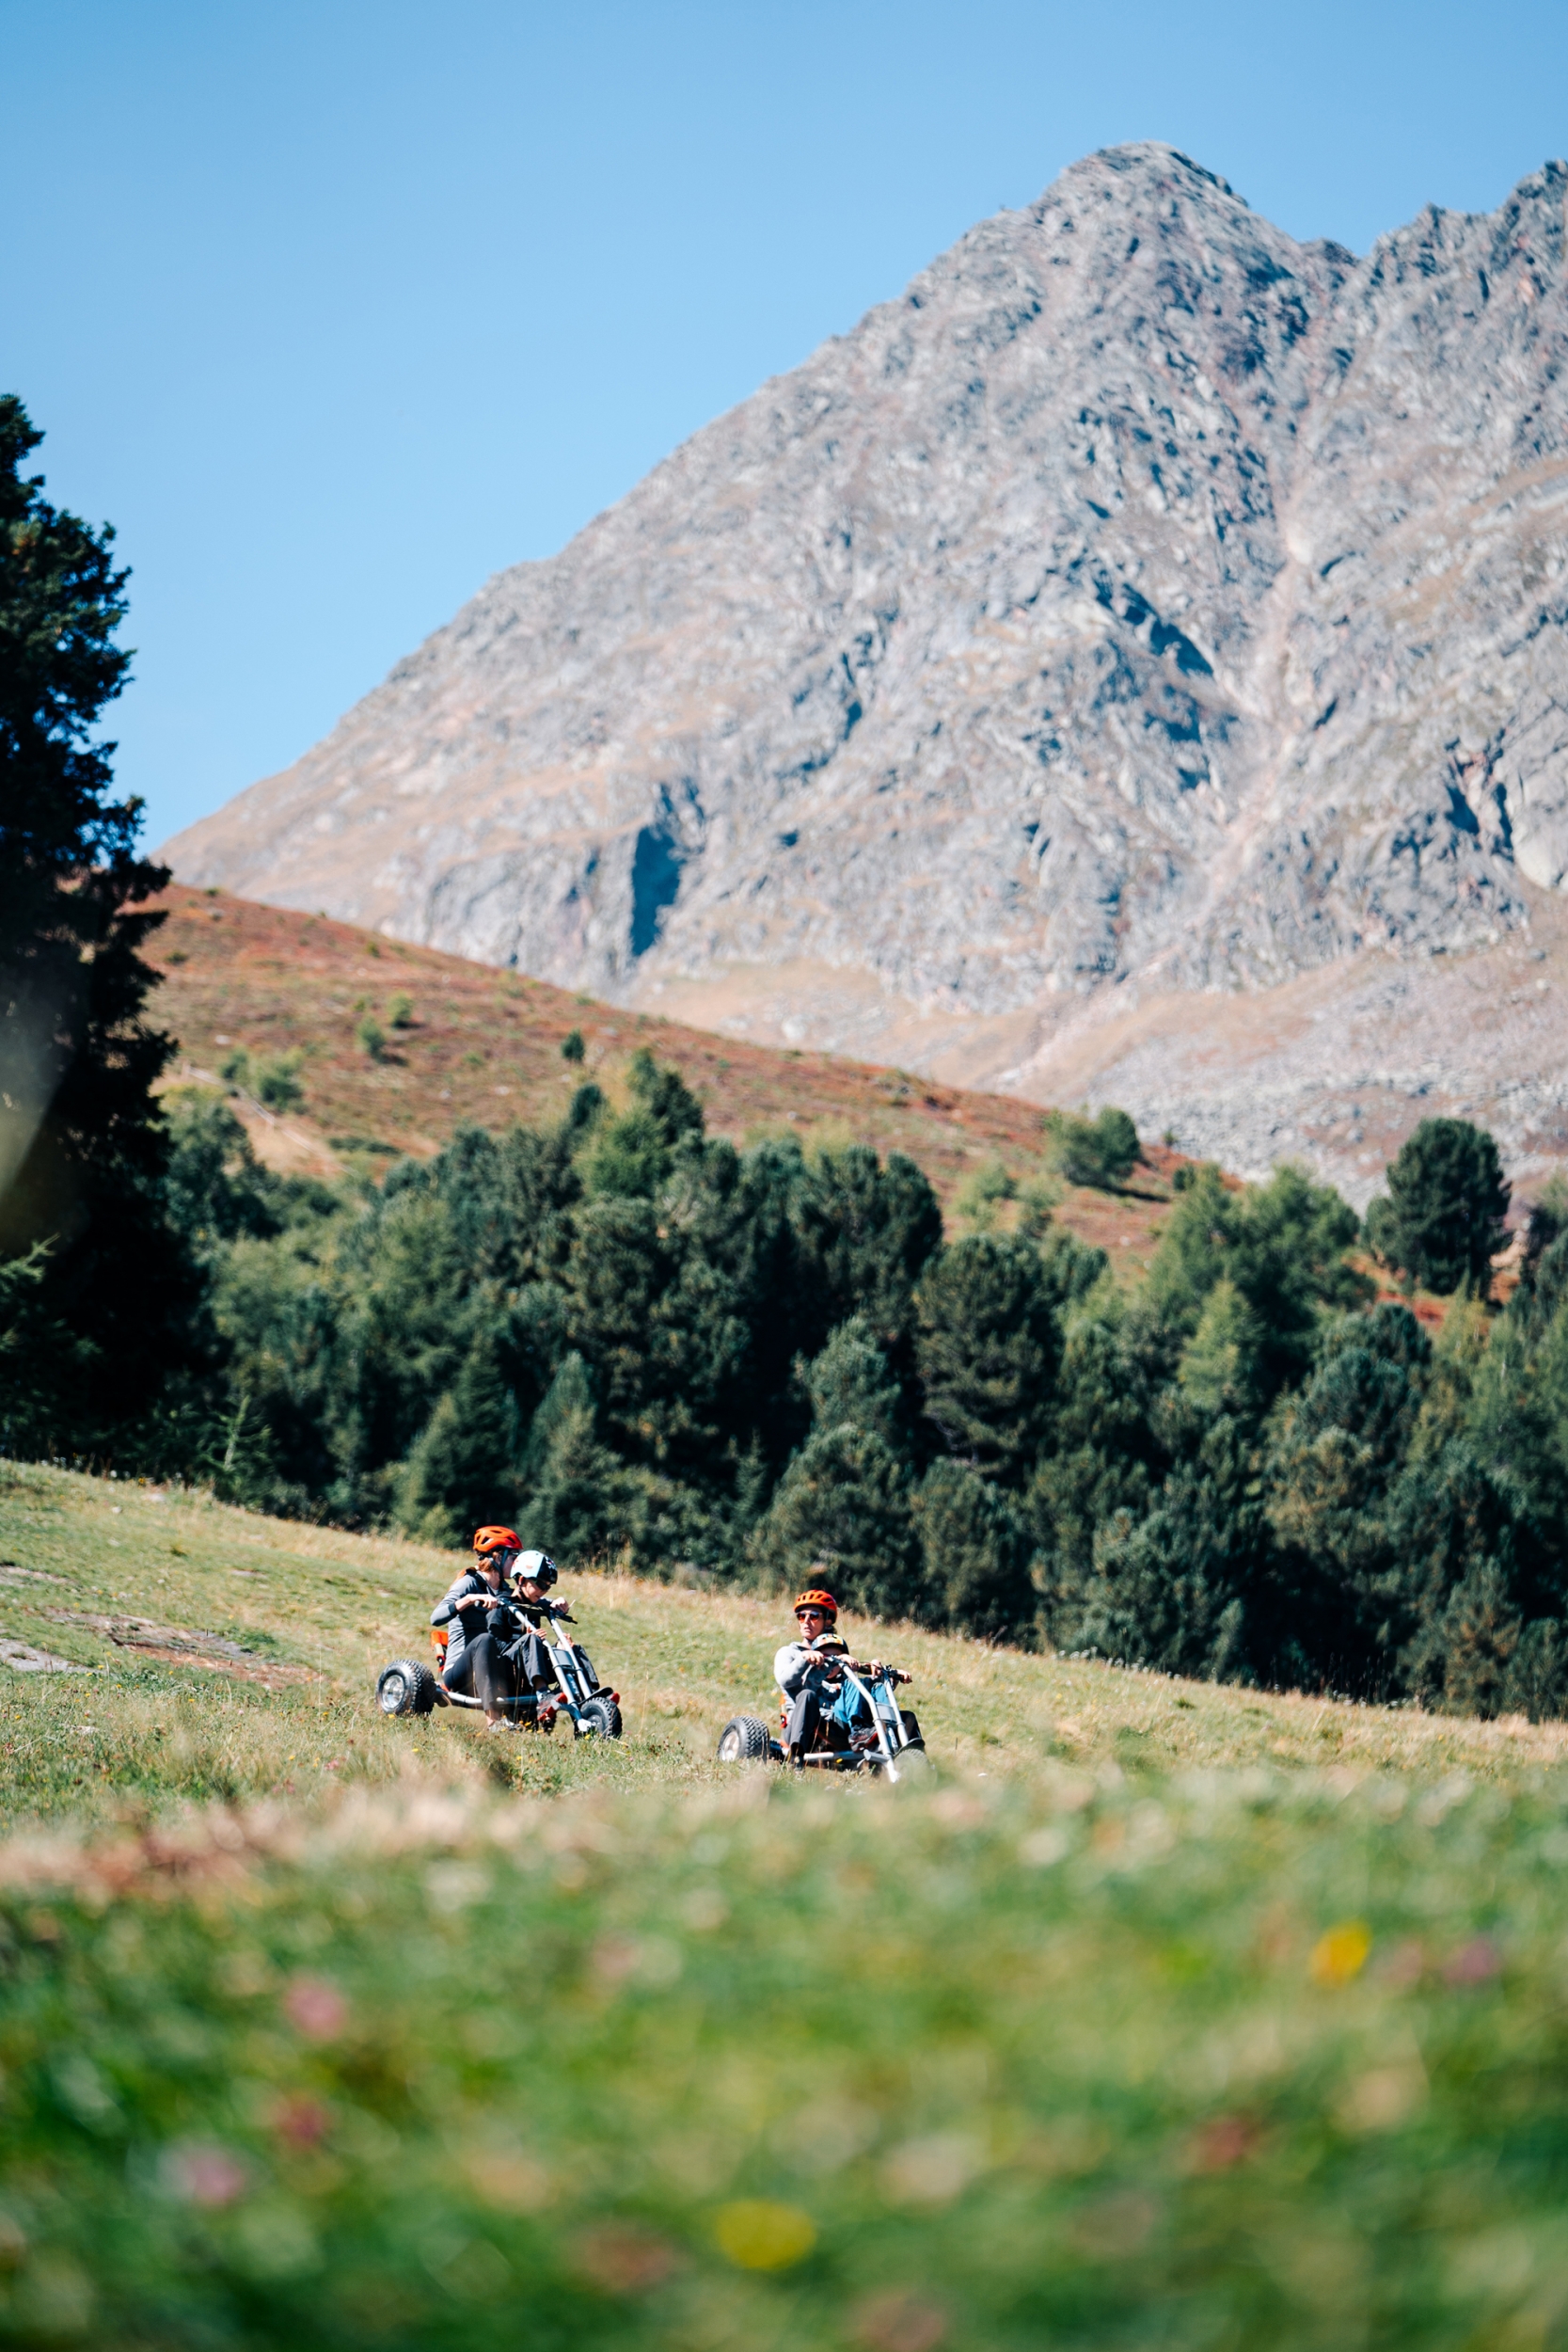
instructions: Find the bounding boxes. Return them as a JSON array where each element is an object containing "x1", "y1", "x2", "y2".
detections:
[
  {"x1": 0, "y1": 1639, "x2": 94, "y2": 1675},
  {"x1": 41, "y1": 1612, "x2": 314, "y2": 1689}
]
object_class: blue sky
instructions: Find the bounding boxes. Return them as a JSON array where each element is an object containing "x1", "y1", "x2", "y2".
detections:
[{"x1": 5, "y1": 0, "x2": 1567, "y2": 849}]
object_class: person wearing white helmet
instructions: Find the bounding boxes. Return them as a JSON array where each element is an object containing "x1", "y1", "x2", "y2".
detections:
[{"x1": 503, "y1": 1549, "x2": 574, "y2": 1696}]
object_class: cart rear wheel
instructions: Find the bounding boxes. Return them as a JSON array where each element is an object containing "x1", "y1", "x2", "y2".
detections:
[
  {"x1": 375, "y1": 1659, "x2": 436, "y2": 1718},
  {"x1": 717, "y1": 1715, "x2": 773, "y2": 1763}
]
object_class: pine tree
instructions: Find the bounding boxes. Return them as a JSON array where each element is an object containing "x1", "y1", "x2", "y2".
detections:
[
  {"x1": 1437, "y1": 1563, "x2": 1522, "y2": 1719},
  {"x1": 395, "y1": 1330, "x2": 523, "y2": 1546},
  {"x1": 803, "y1": 1315, "x2": 906, "y2": 1449},
  {"x1": 1506, "y1": 1617, "x2": 1568, "y2": 1724},
  {"x1": 517, "y1": 1353, "x2": 624, "y2": 1563},
  {"x1": 1044, "y1": 1104, "x2": 1141, "y2": 1190},
  {"x1": 912, "y1": 1457, "x2": 1035, "y2": 1641},
  {"x1": 747, "y1": 1422, "x2": 922, "y2": 1620},
  {"x1": 1387, "y1": 1438, "x2": 1529, "y2": 1706},
  {"x1": 1026, "y1": 1300, "x2": 1163, "y2": 1645},
  {"x1": 1061, "y1": 1415, "x2": 1261, "y2": 1681},
  {"x1": 162, "y1": 1092, "x2": 286, "y2": 1255},
  {"x1": 1177, "y1": 1279, "x2": 1266, "y2": 1421},
  {"x1": 0, "y1": 393, "x2": 200, "y2": 1456},
  {"x1": 914, "y1": 1233, "x2": 1062, "y2": 1483},
  {"x1": 1364, "y1": 1119, "x2": 1511, "y2": 1297},
  {"x1": 1264, "y1": 1304, "x2": 1432, "y2": 1692},
  {"x1": 1466, "y1": 1230, "x2": 1568, "y2": 1534},
  {"x1": 1145, "y1": 1163, "x2": 1367, "y2": 1401},
  {"x1": 793, "y1": 1146, "x2": 943, "y2": 1355},
  {"x1": 583, "y1": 1051, "x2": 704, "y2": 1198}
]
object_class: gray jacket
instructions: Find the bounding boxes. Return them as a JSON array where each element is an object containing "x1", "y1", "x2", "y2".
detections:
[
  {"x1": 773, "y1": 1636, "x2": 847, "y2": 1698},
  {"x1": 432, "y1": 1571, "x2": 521, "y2": 1670}
]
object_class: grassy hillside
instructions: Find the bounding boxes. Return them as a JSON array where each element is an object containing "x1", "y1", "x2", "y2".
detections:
[
  {"x1": 4, "y1": 1463, "x2": 1558, "y2": 1833},
  {"x1": 4, "y1": 1470, "x2": 1568, "y2": 2347},
  {"x1": 147, "y1": 883, "x2": 1180, "y2": 1269}
]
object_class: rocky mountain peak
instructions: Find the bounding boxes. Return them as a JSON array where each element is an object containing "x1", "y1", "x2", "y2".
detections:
[{"x1": 167, "y1": 146, "x2": 1568, "y2": 1192}]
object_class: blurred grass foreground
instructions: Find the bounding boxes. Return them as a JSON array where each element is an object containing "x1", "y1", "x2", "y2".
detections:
[
  {"x1": 3, "y1": 1470, "x2": 1568, "y2": 2347},
  {"x1": 7, "y1": 1771, "x2": 1568, "y2": 2351}
]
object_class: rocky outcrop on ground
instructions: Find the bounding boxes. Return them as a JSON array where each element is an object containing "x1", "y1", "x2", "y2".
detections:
[{"x1": 167, "y1": 142, "x2": 1568, "y2": 1187}]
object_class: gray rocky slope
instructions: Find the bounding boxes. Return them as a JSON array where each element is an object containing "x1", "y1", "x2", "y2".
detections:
[{"x1": 168, "y1": 144, "x2": 1568, "y2": 1191}]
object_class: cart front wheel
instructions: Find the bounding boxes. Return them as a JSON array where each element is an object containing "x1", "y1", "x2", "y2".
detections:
[{"x1": 576, "y1": 1696, "x2": 623, "y2": 1740}]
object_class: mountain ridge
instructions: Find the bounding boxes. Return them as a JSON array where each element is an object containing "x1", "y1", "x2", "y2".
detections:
[{"x1": 167, "y1": 142, "x2": 1568, "y2": 1184}]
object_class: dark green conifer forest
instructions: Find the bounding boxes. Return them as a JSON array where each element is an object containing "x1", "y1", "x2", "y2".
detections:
[
  {"x1": 10, "y1": 1057, "x2": 1568, "y2": 1724},
  {"x1": 6, "y1": 389, "x2": 1568, "y2": 1722}
]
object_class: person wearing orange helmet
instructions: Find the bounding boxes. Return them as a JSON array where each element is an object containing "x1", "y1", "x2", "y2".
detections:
[
  {"x1": 773, "y1": 1575, "x2": 895, "y2": 1765},
  {"x1": 431, "y1": 1525, "x2": 532, "y2": 1729}
]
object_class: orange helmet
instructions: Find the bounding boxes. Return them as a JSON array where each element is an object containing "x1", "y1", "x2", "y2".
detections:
[
  {"x1": 473, "y1": 1525, "x2": 521, "y2": 1556},
  {"x1": 793, "y1": 1587, "x2": 838, "y2": 1623}
]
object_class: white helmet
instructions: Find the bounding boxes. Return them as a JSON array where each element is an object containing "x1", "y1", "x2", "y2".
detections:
[{"x1": 515, "y1": 1549, "x2": 557, "y2": 1588}]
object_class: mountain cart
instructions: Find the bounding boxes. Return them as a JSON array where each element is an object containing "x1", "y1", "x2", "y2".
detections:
[
  {"x1": 375, "y1": 1613, "x2": 623, "y2": 1739},
  {"x1": 718, "y1": 1658, "x2": 931, "y2": 1781}
]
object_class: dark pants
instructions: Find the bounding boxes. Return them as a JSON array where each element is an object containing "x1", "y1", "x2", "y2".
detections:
[
  {"x1": 784, "y1": 1688, "x2": 838, "y2": 1754},
  {"x1": 503, "y1": 1627, "x2": 560, "y2": 1692},
  {"x1": 443, "y1": 1633, "x2": 525, "y2": 1716}
]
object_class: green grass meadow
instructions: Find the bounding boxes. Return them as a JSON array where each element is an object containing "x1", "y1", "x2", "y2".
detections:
[{"x1": 4, "y1": 1465, "x2": 1568, "y2": 2348}]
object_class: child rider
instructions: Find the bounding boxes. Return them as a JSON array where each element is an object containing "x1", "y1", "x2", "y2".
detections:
[{"x1": 503, "y1": 1549, "x2": 574, "y2": 1702}]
